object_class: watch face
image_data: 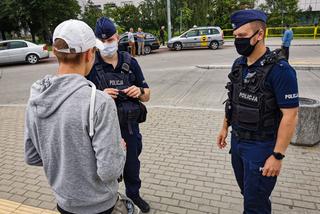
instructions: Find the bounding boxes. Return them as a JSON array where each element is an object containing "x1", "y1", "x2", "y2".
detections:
[{"x1": 274, "y1": 152, "x2": 284, "y2": 160}]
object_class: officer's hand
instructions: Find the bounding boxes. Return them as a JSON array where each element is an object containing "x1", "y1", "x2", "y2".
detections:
[
  {"x1": 123, "y1": 86, "x2": 141, "y2": 98},
  {"x1": 217, "y1": 128, "x2": 228, "y2": 149},
  {"x1": 262, "y1": 155, "x2": 282, "y2": 177},
  {"x1": 104, "y1": 88, "x2": 119, "y2": 99}
]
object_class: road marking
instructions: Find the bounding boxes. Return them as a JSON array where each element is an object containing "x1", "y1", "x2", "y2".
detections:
[
  {"x1": 0, "y1": 104, "x2": 225, "y2": 112},
  {"x1": 147, "y1": 105, "x2": 224, "y2": 112},
  {"x1": 145, "y1": 66, "x2": 196, "y2": 72},
  {"x1": 0, "y1": 104, "x2": 27, "y2": 107}
]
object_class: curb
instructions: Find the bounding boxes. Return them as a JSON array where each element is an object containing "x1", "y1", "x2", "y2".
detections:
[{"x1": 196, "y1": 65, "x2": 320, "y2": 71}]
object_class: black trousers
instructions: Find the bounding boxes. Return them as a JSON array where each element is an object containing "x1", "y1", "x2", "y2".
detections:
[
  {"x1": 121, "y1": 124, "x2": 143, "y2": 199},
  {"x1": 281, "y1": 46, "x2": 290, "y2": 60},
  {"x1": 57, "y1": 204, "x2": 113, "y2": 214},
  {"x1": 160, "y1": 36, "x2": 165, "y2": 46}
]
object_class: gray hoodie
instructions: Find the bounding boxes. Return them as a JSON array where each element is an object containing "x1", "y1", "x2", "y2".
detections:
[{"x1": 24, "y1": 74, "x2": 126, "y2": 214}]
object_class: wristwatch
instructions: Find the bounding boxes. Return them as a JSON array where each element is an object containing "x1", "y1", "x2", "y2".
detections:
[
  {"x1": 140, "y1": 87, "x2": 145, "y2": 95},
  {"x1": 272, "y1": 152, "x2": 285, "y2": 160}
]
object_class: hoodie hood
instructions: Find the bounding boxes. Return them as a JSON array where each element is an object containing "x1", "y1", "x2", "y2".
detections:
[{"x1": 29, "y1": 74, "x2": 89, "y2": 118}]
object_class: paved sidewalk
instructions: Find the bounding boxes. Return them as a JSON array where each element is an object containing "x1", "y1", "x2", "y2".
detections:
[
  {"x1": 0, "y1": 199, "x2": 57, "y2": 213},
  {"x1": 0, "y1": 106, "x2": 320, "y2": 214}
]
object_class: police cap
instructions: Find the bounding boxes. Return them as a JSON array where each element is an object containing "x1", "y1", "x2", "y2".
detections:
[
  {"x1": 95, "y1": 17, "x2": 116, "y2": 39},
  {"x1": 231, "y1": 9, "x2": 267, "y2": 30}
]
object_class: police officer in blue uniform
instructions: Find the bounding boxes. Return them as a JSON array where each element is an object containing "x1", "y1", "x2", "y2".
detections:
[
  {"x1": 86, "y1": 17, "x2": 151, "y2": 213},
  {"x1": 217, "y1": 10, "x2": 299, "y2": 214}
]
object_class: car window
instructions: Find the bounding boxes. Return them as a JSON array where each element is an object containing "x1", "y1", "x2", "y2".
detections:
[
  {"x1": 209, "y1": 28, "x2": 220, "y2": 35},
  {"x1": 8, "y1": 41, "x2": 28, "y2": 49},
  {"x1": 0, "y1": 42, "x2": 9, "y2": 51},
  {"x1": 199, "y1": 29, "x2": 210, "y2": 36},
  {"x1": 120, "y1": 36, "x2": 128, "y2": 43},
  {"x1": 186, "y1": 30, "x2": 199, "y2": 37}
]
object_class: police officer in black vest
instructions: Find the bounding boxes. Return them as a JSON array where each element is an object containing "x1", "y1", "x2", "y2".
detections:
[
  {"x1": 217, "y1": 10, "x2": 299, "y2": 214},
  {"x1": 87, "y1": 17, "x2": 151, "y2": 213}
]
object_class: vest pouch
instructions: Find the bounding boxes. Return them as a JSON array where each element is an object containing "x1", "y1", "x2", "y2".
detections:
[
  {"x1": 237, "y1": 105, "x2": 260, "y2": 131},
  {"x1": 116, "y1": 101, "x2": 141, "y2": 127},
  {"x1": 225, "y1": 99, "x2": 232, "y2": 124},
  {"x1": 138, "y1": 102, "x2": 147, "y2": 123}
]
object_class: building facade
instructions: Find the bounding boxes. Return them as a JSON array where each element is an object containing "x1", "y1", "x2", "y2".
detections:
[
  {"x1": 255, "y1": 0, "x2": 320, "y2": 11},
  {"x1": 77, "y1": 0, "x2": 143, "y2": 10},
  {"x1": 298, "y1": 0, "x2": 320, "y2": 11}
]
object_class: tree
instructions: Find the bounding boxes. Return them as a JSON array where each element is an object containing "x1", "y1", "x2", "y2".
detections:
[
  {"x1": 81, "y1": 0, "x2": 103, "y2": 30},
  {"x1": 175, "y1": 4, "x2": 193, "y2": 34},
  {"x1": 108, "y1": 5, "x2": 141, "y2": 31},
  {"x1": 139, "y1": 0, "x2": 167, "y2": 33},
  {"x1": 17, "y1": 0, "x2": 80, "y2": 43},
  {"x1": 258, "y1": 0, "x2": 300, "y2": 26},
  {"x1": 210, "y1": 0, "x2": 255, "y2": 29},
  {"x1": 0, "y1": 0, "x2": 22, "y2": 40}
]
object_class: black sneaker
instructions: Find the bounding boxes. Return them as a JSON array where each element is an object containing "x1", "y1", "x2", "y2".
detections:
[{"x1": 130, "y1": 196, "x2": 150, "y2": 213}]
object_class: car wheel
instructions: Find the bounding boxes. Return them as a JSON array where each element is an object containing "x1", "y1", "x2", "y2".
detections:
[
  {"x1": 209, "y1": 41, "x2": 219, "y2": 50},
  {"x1": 26, "y1": 54, "x2": 39, "y2": 64},
  {"x1": 144, "y1": 46, "x2": 152, "y2": 55},
  {"x1": 173, "y1": 42, "x2": 182, "y2": 51}
]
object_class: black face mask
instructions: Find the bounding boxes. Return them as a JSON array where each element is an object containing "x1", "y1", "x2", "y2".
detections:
[{"x1": 234, "y1": 30, "x2": 260, "y2": 57}]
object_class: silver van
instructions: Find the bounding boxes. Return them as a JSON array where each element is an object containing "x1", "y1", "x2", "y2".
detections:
[{"x1": 167, "y1": 26, "x2": 224, "y2": 51}]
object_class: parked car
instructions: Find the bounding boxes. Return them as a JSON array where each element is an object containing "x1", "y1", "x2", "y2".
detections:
[
  {"x1": 119, "y1": 33, "x2": 160, "y2": 55},
  {"x1": 0, "y1": 40, "x2": 49, "y2": 65},
  {"x1": 167, "y1": 26, "x2": 224, "y2": 51}
]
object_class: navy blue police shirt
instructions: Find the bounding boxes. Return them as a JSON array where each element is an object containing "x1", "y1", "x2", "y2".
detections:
[
  {"x1": 86, "y1": 51, "x2": 149, "y2": 90},
  {"x1": 233, "y1": 48, "x2": 299, "y2": 109}
]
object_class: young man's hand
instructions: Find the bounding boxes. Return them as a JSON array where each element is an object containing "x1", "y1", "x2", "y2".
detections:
[
  {"x1": 104, "y1": 88, "x2": 119, "y2": 99},
  {"x1": 123, "y1": 86, "x2": 141, "y2": 98}
]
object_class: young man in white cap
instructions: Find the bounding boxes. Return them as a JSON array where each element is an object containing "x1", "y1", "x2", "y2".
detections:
[{"x1": 24, "y1": 19, "x2": 126, "y2": 214}]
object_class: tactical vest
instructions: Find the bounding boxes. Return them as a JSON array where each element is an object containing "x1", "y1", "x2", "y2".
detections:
[
  {"x1": 225, "y1": 49, "x2": 286, "y2": 141},
  {"x1": 94, "y1": 51, "x2": 147, "y2": 134}
]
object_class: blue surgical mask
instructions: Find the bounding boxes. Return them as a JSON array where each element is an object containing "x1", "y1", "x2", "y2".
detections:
[{"x1": 99, "y1": 41, "x2": 118, "y2": 57}]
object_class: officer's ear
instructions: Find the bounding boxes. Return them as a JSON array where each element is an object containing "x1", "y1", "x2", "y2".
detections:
[{"x1": 257, "y1": 29, "x2": 265, "y2": 41}]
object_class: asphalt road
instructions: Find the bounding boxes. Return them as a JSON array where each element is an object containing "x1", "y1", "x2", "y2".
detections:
[{"x1": 1, "y1": 45, "x2": 320, "y2": 109}]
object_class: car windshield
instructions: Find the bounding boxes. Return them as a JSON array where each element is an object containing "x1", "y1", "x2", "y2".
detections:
[
  {"x1": 120, "y1": 33, "x2": 155, "y2": 40},
  {"x1": 145, "y1": 34, "x2": 154, "y2": 39}
]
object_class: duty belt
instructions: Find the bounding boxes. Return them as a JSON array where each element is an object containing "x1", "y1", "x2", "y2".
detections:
[{"x1": 232, "y1": 130, "x2": 275, "y2": 141}]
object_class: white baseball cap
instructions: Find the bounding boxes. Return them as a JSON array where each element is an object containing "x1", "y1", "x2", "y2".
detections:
[{"x1": 53, "y1": 19, "x2": 97, "y2": 53}]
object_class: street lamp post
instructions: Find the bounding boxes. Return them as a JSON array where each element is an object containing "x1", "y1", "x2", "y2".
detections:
[
  {"x1": 167, "y1": 0, "x2": 172, "y2": 40},
  {"x1": 180, "y1": 9, "x2": 182, "y2": 34}
]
